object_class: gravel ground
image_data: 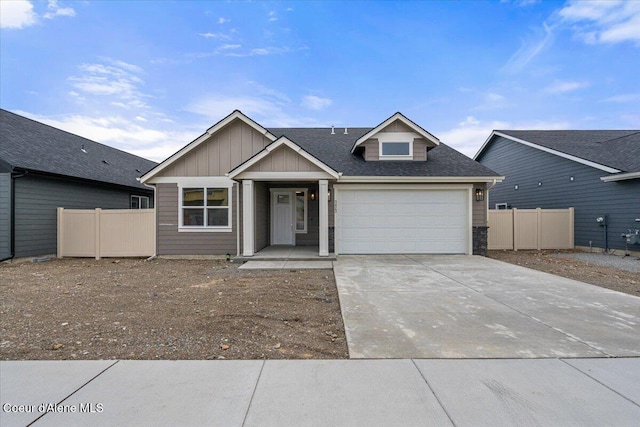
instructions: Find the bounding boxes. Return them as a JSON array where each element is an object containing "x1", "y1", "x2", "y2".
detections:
[
  {"x1": 0, "y1": 258, "x2": 348, "y2": 361},
  {"x1": 550, "y1": 252, "x2": 640, "y2": 273}
]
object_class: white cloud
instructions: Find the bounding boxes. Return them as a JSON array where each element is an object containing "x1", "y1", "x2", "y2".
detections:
[
  {"x1": 302, "y1": 95, "x2": 332, "y2": 111},
  {"x1": 502, "y1": 22, "x2": 554, "y2": 73},
  {"x1": 544, "y1": 80, "x2": 590, "y2": 94},
  {"x1": 43, "y1": 0, "x2": 75, "y2": 20},
  {"x1": 218, "y1": 17, "x2": 229, "y2": 24},
  {"x1": 601, "y1": 93, "x2": 640, "y2": 103},
  {"x1": 558, "y1": 0, "x2": 640, "y2": 46},
  {"x1": 199, "y1": 32, "x2": 231, "y2": 40},
  {"x1": 437, "y1": 116, "x2": 569, "y2": 158},
  {"x1": 268, "y1": 11, "x2": 278, "y2": 22},
  {"x1": 0, "y1": 0, "x2": 37, "y2": 29}
]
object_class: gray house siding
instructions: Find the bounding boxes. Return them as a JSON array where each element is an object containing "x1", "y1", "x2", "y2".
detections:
[
  {"x1": 0, "y1": 173, "x2": 11, "y2": 259},
  {"x1": 156, "y1": 183, "x2": 239, "y2": 256},
  {"x1": 478, "y1": 136, "x2": 640, "y2": 251},
  {"x1": 13, "y1": 174, "x2": 141, "y2": 258}
]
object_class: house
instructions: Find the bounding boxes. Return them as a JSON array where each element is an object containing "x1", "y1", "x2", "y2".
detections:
[
  {"x1": 140, "y1": 110, "x2": 502, "y2": 257},
  {"x1": 474, "y1": 130, "x2": 640, "y2": 252},
  {"x1": 0, "y1": 109, "x2": 157, "y2": 260}
]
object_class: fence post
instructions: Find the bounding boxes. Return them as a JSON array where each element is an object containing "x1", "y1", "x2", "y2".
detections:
[
  {"x1": 569, "y1": 207, "x2": 575, "y2": 249},
  {"x1": 95, "y1": 208, "x2": 101, "y2": 260},
  {"x1": 57, "y1": 207, "x2": 64, "y2": 259},
  {"x1": 536, "y1": 207, "x2": 542, "y2": 251},
  {"x1": 512, "y1": 208, "x2": 518, "y2": 251}
]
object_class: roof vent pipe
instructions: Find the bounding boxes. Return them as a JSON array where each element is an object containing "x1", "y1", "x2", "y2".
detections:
[
  {"x1": 344, "y1": 127, "x2": 348, "y2": 135},
  {"x1": 331, "y1": 126, "x2": 335, "y2": 135}
]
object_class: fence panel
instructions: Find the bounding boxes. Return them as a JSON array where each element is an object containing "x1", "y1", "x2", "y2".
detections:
[
  {"x1": 488, "y1": 208, "x2": 574, "y2": 251},
  {"x1": 58, "y1": 208, "x2": 155, "y2": 259},
  {"x1": 487, "y1": 209, "x2": 514, "y2": 250}
]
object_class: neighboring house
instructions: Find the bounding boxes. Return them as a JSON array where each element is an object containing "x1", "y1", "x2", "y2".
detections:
[
  {"x1": 475, "y1": 130, "x2": 640, "y2": 252},
  {"x1": 0, "y1": 109, "x2": 157, "y2": 260},
  {"x1": 141, "y1": 110, "x2": 502, "y2": 257}
]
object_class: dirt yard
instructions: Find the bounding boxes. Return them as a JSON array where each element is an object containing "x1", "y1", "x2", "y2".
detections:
[
  {"x1": 488, "y1": 250, "x2": 639, "y2": 297},
  {"x1": 0, "y1": 258, "x2": 348, "y2": 361}
]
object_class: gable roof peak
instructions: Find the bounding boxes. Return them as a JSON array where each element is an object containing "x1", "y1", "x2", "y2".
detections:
[{"x1": 351, "y1": 112, "x2": 440, "y2": 153}]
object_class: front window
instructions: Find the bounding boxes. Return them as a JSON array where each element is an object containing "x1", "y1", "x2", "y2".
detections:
[
  {"x1": 380, "y1": 141, "x2": 412, "y2": 158},
  {"x1": 181, "y1": 187, "x2": 230, "y2": 229}
]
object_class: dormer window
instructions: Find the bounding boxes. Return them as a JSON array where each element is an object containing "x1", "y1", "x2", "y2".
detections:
[{"x1": 380, "y1": 141, "x2": 412, "y2": 159}]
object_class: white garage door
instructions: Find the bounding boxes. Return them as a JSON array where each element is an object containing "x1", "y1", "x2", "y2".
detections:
[{"x1": 336, "y1": 188, "x2": 470, "y2": 254}]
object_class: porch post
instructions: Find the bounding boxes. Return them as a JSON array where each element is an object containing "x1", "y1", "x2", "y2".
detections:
[
  {"x1": 319, "y1": 179, "x2": 329, "y2": 257},
  {"x1": 242, "y1": 180, "x2": 254, "y2": 256}
]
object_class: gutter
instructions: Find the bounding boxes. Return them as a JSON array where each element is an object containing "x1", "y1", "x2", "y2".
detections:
[{"x1": 1, "y1": 169, "x2": 28, "y2": 262}]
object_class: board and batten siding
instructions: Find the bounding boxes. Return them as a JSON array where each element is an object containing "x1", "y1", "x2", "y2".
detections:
[
  {"x1": 246, "y1": 146, "x2": 323, "y2": 173},
  {"x1": 478, "y1": 136, "x2": 640, "y2": 251},
  {"x1": 157, "y1": 121, "x2": 272, "y2": 178},
  {"x1": 362, "y1": 139, "x2": 429, "y2": 161},
  {"x1": 0, "y1": 173, "x2": 11, "y2": 259},
  {"x1": 13, "y1": 175, "x2": 136, "y2": 258},
  {"x1": 156, "y1": 183, "x2": 239, "y2": 255}
]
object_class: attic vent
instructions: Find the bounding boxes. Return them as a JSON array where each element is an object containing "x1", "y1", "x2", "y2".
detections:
[
  {"x1": 344, "y1": 127, "x2": 348, "y2": 135},
  {"x1": 331, "y1": 126, "x2": 335, "y2": 135},
  {"x1": 102, "y1": 160, "x2": 110, "y2": 165},
  {"x1": 81, "y1": 145, "x2": 87, "y2": 153}
]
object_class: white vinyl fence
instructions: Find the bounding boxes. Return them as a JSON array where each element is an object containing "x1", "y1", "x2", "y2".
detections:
[
  {"x1": 57, "y1": 208, "x2": 155, "y2": 259},
  {"x1": 488, "y1": 208, "x2": 574, "y2": 251}
]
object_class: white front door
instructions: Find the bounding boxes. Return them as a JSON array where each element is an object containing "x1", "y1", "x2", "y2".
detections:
[{"x1": 271, "y1": 191, "x2": 294, "y2": 245}]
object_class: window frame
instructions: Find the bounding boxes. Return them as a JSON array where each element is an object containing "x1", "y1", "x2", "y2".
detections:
[
  {"x1": 130, "y1": 195, "x2": 150, "y2": 209},
  {"x1": 178, "y1": 185, "x2": 233, "y2": 232},
  {"x1": 294, "y1": 189, "x2": 308, "y2": 234},
  {"x1": 379, "y1": 141, "x2": 413, "y2": 160}
]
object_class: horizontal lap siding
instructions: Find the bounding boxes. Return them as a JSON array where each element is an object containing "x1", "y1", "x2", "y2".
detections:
[
  {"x1": 14, "y1": 175, "x2": 136, "y2": 258},
  {"x1": 472, "y1": 183, "x2": 488, "y2": 226},
  {"x1": 156, "y1": 183, "x2": 238, "y2": 255},
  {"x1": 479, "y1": 136, "x2": 640, "y2": 251},
  {"x1": 254, "y1": 182, "x2": 268, "y2": 251},
  {"x1": 0, "y1": 173, "x2": 10, "y2": 259}
]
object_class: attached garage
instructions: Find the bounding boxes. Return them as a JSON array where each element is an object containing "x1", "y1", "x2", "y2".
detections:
[{"x1": 335, "y1": 185, "x2": 472, "y2": 254}]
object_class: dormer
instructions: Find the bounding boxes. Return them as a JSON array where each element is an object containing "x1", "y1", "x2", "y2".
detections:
[{"x1": 351, "y1": 112, "x2": 440, "y2": 161}]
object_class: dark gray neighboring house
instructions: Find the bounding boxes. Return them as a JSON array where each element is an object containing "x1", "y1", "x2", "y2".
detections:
[
  {"x1": 475, "y1": 130, "x2": 640, "y2": 252},
  {"x1": 0, "y1": 109, "x2": 157, "y2": 260}
]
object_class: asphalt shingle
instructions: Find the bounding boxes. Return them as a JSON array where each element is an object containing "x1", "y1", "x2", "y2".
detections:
[{"x1": 0, "y1": 109, "x2": 157, "y2": 190}]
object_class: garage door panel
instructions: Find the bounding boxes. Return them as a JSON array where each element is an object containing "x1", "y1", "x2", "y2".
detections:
[{"x1": 337, "y1": 189, "x2": 469, "y2": 254}]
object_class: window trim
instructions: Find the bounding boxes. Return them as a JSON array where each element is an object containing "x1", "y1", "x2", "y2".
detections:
[
  {"x1": 379, "y1": 141, "x2": 413, "y2": 160},
  {"x1": 178, "y1": 184, "x2": 233, "y2": 232},
  {"x1": 294, "y1": 189, "x2": 308, "y2": 234}
]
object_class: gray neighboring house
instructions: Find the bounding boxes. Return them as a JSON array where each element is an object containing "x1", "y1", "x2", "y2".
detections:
[
  {"x1": 0, "y1": 109, "x2": 157, "y2": 260},
  {"x1": 475, "y1": 130, "x2": 640, "y2": 252},
  {"x1": 141, "y1": 110, "x2": 502, "y2": 257}
]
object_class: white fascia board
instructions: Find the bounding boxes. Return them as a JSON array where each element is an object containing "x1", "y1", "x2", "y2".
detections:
[
  {"x1": 145, "y1": 176, "x2": 235, "y2": 186},
  {"x1": 478, "y1": 131, "x2": 621, "y2": 174},
  {"x1": 334, "y1": 183, "x2": 473, "y2": 191},
  {"x1": 228, "y1": 137, "x2": 340, "y2": 179},
  {"x1": 337, "y1": 176, "x2": 504, "y2": 183},
  {"x1": 140, "y1": 110, "x2": 276, "y2": 184},
  {"x1": 351, "y1": 112, "x2": 440, "y2": 153},
  {"x1": 232, "y1": 171, "x2": 336, "y2": 181},
  {"x1": 600, "y1": 171, "x2": 640, "y2": 182}
]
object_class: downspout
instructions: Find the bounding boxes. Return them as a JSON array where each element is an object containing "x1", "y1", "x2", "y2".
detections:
[{"x1": 1, "y1": 169, "x2": 28, "y2": 262}]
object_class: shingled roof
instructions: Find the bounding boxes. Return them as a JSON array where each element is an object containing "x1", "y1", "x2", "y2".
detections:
[
  {"x1": 0, "y1": 109, "x2": 156, "y2": 190},
  {"x1": 483, "y1": 130, "x2": 640, "y2": 173},
  {"x1": 267, "y1": 127, "x2": 500, "y2": 177}
]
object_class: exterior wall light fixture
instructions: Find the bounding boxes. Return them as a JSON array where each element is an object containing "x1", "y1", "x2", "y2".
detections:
[{"x1": 475, "y1": 188, "x2": 485, "y2": 201}]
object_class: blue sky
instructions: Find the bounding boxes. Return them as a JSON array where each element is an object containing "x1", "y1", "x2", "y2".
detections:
[{"x1": 1, "y1": 0, "x2": 639, "y2": 161}]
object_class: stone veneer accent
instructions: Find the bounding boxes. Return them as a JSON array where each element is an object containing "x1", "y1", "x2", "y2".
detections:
[{"x1": 473, "y1": 226, "x2": 489, "y2": 256}]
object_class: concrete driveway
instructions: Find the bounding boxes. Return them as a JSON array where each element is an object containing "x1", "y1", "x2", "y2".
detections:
[{"x1": 333, "y1": 255, "x2": 640, "y2": 358}]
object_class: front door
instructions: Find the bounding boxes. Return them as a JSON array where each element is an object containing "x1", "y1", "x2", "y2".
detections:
[{"x1": 271, "y1": 191, "x2": 294, "y2": 245}]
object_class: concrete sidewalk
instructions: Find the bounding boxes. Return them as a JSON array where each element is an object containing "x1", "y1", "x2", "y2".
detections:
[{"x1": 2, "y1": 358, "x2": 639, "y2": 426}]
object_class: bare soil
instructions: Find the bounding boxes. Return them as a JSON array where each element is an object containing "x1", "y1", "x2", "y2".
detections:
[
  {"x1": 488, "y1": 250, "x2": 640, "y2": 297},
  {"x1": 0, "y1": 258, "x2": 348, "y2": 361}
]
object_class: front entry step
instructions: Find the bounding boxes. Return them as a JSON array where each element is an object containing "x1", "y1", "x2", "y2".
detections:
[{"x1": 238, "y1": 260, "x2": 334, "y2": 270}]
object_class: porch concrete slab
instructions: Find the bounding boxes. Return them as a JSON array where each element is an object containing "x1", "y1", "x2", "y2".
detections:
[
  {"x1": 34, "y1": 360, "x2": 263, "y2": 427},
  {"x1": 563, "y1": 358, "x2": 640, "y2": 405},
  {"x1": 334, "y1": 255, "x2": 640, "y2": 359},
  {"x1": 414, "y1": 359, "x2": 640, "y2": 427},
  {"x1": 243, "y1": 359, "x2": 452, "y2": 427},
  {"x1": 239, "y1": 260, "x2": 333, "y2": 269},
  {"x1": 0, "y1": 360, "x2": 116, "y2": 427}
]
